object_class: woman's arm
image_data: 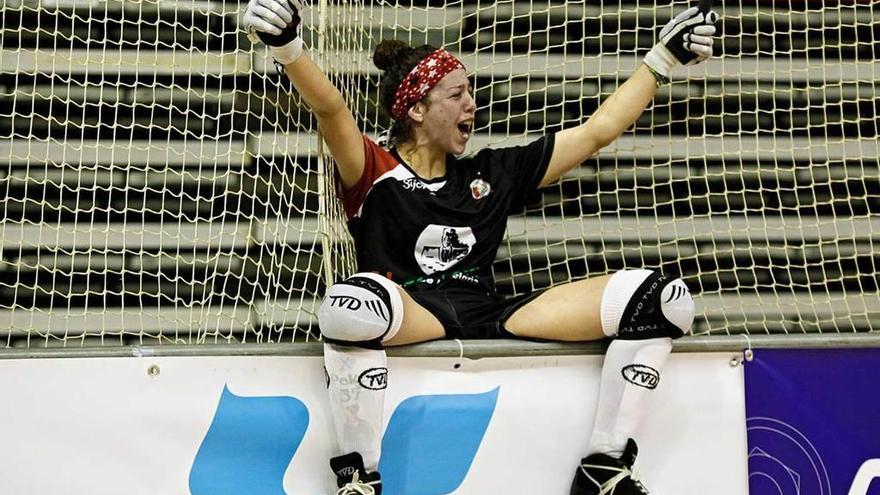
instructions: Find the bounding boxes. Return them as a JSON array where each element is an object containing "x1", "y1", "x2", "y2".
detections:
[
  {"x1": 281, "y1": 55, "x2": 364, "y2": 189},
  {"x1": 244, "y1": 0, "x2": 364, "y2": 189},
  {"x1": 541, "y1": 65, "x2": 657, "y2": 188},
  {"x1": 539, "y1": 5, "x2": 719, "y2": 188}
]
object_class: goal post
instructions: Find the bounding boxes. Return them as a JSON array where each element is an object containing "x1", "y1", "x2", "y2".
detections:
[{"x1": 0, "y1": 0, "x2": 877, "y2": 347}]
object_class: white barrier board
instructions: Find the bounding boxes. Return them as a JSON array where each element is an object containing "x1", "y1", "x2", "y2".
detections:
[{"x1": 0, "y1": 352, "x2": 747, "y2": 494}]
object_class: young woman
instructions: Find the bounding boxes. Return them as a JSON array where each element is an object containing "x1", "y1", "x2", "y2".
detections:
[{"x1": 244, "y1": 2, "x2": 718, "y2": 494}]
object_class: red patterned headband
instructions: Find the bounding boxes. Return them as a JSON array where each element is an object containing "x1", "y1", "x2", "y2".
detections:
[{"x1": 390, "y1": 49, "x2": 465, "y2": 121}]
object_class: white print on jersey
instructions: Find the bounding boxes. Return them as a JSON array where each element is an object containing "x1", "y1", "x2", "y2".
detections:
[
  {"x1": 402, "y1": 177, "x2": 446, "y2": 192},
  {"x1": 414, "y1": 224, "x2": 477, "y2": 275},
  {"x1": 354, "y1": 164, "x2": 446, "y2": 218}
]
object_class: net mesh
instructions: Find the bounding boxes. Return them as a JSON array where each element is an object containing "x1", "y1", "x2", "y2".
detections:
[
  {"x1": 1, "y1": 0, "x2": 328, "y2": 345},
  {"x1": 1, "y1": 0, "x2": 877, "y2": 347}
]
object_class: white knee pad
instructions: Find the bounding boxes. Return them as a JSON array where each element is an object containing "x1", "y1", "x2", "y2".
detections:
[
  {"x1": 600, "y1": 269, "x2": 695, "y2": 339},
  {"x1": 318, "y1": 273, "x2": 404, "y2": 346}
]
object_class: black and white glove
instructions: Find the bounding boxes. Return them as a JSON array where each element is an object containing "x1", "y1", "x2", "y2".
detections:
[
  {"x1": 243, "y1": 0, "x2": 305, "y2": 65},
  {"x1": 644, "y1": 1, "x2": 719, "y2": 83}
]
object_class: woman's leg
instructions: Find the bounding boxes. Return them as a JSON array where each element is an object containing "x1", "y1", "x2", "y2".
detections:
[
  {"x1": 504, "y1": 275, "x2": 612, "y2": 341},
  {"x1": 505, "y1": 270, "x2": 694, "y2": 494},
  {"x1": 318, "y1": 273, "x2": 444, "y2": 490}
]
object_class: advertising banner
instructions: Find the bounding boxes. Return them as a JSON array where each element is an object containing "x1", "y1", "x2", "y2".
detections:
[
  {"x1": 745, "y1": 348, "x2": 880, "y2": 495},
  {"x1": 0, "y1": 352, "x2": 746, "y2": 494}
]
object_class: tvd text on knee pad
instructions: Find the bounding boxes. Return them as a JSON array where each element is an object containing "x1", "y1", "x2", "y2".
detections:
[{"x1": 318, "y1": 273, "x2": 404, "y2": 347}]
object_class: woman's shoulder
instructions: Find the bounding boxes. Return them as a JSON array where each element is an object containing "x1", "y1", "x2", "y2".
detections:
[{"x1": 456, "y1": 135, "x2": 551, "y2": 167}]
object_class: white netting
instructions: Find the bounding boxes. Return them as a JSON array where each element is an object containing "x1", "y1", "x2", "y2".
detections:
[
  {"x1": 1, "y1": 1, "x2": 878, "y2": 347},
  {"x1": 1, "y1": 0, "x2": 329, "y2": 345},
  {"x1": 350, "y1": 2, "x2": 879, "y2": 335},
  {"x1": 479, "y1": 3, "x2": 880, "y2": 335}
]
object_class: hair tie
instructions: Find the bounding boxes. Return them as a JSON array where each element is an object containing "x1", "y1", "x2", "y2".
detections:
[{"x1": 390, "y1": 49, "x2": 465, "y2": 121}]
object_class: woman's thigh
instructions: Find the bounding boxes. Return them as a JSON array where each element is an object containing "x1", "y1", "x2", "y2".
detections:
[
  {"x1": 382, "y1": 286, "x2": 446, "y2": 346},
  {"x1": 503, "y1": 275, "x2": 613, "y2": 342}
]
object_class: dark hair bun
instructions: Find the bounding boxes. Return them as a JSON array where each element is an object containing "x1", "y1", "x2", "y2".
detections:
[{"x1": 373, "y1": 39, "x2": 412, "y2": 71}]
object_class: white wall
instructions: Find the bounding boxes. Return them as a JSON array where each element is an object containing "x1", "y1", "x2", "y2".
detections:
[{"x1": 0, "y1": 352, "x2": 747, "y2": 495}]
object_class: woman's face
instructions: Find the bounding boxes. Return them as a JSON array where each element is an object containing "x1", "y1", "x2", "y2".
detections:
[{"x1": 419, "y1": 68, "x2": 476, "y2": 155}]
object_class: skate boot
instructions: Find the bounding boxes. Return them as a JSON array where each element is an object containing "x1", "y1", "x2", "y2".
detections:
[
  {"x1": 331, "y1": 452, "x2": 382, "y2": 495},
  {"x1": 569, "y1": 439, "x2": 650, "y2": 495}
]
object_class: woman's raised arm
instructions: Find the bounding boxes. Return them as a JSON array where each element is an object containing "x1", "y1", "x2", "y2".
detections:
[
  {"x1": 244, "y1": 0, "x2": 364, "y2": 189},
  {"x1": 541, "y1": 5, "x2": 719, "y2": 188}
]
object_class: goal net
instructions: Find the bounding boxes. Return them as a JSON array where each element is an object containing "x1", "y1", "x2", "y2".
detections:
[{"x1": 1, "y1": 0, "x2": 877, "y2": 347}]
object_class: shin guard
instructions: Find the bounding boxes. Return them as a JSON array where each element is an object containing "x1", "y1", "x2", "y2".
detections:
[
  {"x1": 324, "y1": 343, "x2": 388, "y2": 472},
  {"x1": 588, "y1": 337, "x2": 673, "y2": 456}
]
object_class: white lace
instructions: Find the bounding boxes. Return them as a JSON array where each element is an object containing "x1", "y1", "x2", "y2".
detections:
[
  {"x1": 335, "y1": 472, "x2": 380, "y2": 495},
  {"x1": 579, "y1": 463, "x2": 647, "y2": 495}
]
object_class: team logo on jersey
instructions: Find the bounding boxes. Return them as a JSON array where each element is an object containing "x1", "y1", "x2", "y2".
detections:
[
  {"x1": 414, "y1": 225, "x2": 476, "y2": 275},
  {"x1": 469, "y1": 178, "x2": 491, "y2": 200}
]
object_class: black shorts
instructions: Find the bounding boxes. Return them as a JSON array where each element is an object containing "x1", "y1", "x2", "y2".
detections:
[{"x1": 408, "y1": 287, "x2": 544, "y2": 339}]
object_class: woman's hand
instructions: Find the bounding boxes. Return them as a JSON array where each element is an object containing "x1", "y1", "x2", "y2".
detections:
[
  {"x1": 243, "y1": 0, "x2": 306, "y2": 65},
  {"x1": 644, "y1": 2, "x2": 720, "y2": 83}
]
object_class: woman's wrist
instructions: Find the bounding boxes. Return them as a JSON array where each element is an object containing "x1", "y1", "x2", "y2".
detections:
[
  {"x1": 270, "y1": 37, "x2": 305, "y2": 65},
  {"x1": 643, "y1": 43, "x2": 677, "y2": 84},
  {"x1": 644, "y1": 63, "x2": 671, "y2": 88}
]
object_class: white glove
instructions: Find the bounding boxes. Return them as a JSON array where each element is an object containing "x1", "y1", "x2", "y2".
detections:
[
  {"x1": 644, "y1": 5, "x2": 719, "y2": 81},
  {"x1": 243, "y1": 0, "x2": 306, "y2": 65}
]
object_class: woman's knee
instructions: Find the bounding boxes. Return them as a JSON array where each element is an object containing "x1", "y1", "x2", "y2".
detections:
[
  {"x1": 317, "y1": 273, "x2": 404, "y2": 348},
  {"x1": 600, "y1": 269, "x2": 695, "y2": 340}
]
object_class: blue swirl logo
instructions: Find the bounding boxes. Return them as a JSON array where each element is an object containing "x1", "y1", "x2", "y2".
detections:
[
  {"x1": 189, "y1": 385, "x2": 309, "y2": 495},
  {"x1": 189, "y1": 385, "x2": 499, "y2": 495}
]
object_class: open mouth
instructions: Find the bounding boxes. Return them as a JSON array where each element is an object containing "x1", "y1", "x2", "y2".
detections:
[{"x1": 457, "y1": 121, "x2": 473, "y2": 140}]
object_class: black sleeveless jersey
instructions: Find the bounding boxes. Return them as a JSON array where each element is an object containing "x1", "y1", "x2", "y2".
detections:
[{"x1": 339, "y1": 134, "x2": 555, "y2": 293}]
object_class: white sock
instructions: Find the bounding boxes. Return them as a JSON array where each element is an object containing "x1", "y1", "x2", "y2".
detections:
[
  {"x1": 588, "y1": 337, "x2": 673, "y2": 457},
  {"x1": 324, "y1": 343, "x2": 387, "y2": 472}
]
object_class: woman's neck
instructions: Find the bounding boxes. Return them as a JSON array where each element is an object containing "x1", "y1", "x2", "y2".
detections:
[{"x1": 397, "y1": 140, "x2": 447, "y2": 180}]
